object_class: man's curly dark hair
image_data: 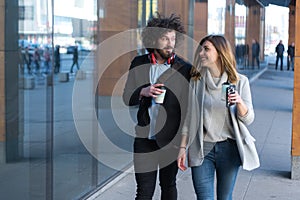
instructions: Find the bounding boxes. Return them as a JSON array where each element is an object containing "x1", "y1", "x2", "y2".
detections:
[{"x1": 141, "y1": 13, "x2": 185, "y2": 53}]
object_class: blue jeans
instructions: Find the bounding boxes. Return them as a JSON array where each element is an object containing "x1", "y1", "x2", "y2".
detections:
[
  {"x1": 134, "y1": 138, "x2": 178, "y2": 200},
  {"x1": 191, "y1": 139, "x2": 241, "y2": 200},
  {"x1": 290, "y1": 57, "x2": 294, "y2": 70}
]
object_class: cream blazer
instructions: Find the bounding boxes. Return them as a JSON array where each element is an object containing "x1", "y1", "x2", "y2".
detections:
[{"x1": 182, "y1": 68, "x2": 259, "y2": 170}]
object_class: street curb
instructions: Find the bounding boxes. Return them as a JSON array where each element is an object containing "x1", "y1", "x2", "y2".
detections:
[
  {"x1": 87, "y1": 166, "x2": 134, "y2": 200},
  {"x1": 249, "y1": 67, "x2": 268, "y2": 84}
]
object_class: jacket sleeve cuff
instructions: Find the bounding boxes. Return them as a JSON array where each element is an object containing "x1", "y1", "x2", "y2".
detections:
[{"x1": 238, "y1": 109, "x2": 254, "y2": 125}]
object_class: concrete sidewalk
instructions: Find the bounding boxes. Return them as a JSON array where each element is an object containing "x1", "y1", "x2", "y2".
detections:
[{"x1": 91, "y1": 65, "x2": 300, "y2": 200}]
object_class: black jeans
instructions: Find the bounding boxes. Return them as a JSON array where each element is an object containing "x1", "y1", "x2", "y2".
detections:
[
  {"x1": 252, "y1": 55, "x2": 260, "y2": 68},
  {"x1": 134, "y1": 138, "x2": 178, "y2": 200}
]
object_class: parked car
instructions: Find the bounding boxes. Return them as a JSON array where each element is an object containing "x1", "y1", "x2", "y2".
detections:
[
  {"x1": 66, "y1": 45, "x2": 91, "y2": 54},
  {"x1": 66, "y1": 45, "x2": 77, "y2": 54}
]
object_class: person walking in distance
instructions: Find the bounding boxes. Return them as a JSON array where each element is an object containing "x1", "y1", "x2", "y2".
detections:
[
  {"x1": 287, "y1": 42, "x2": 295, "y2": 71},
  {"x1": 70, "y1": 46, "x2": 79, "y2": 73},
  {"x1": 23, "y1": 46, "x2": 32, "y2": 74},
  {"x1": 54, "y1": 45, "x2": 61, "y2": 73},
  {"x1": 123, "y1": 13, "x2": 191, "y2": 200},
  {"x1": 43, "y1": 47, "x2": 51, "y2": 73},
  {"x1": 177, "y1": 35, "x2": 259, "y2": 200},
  {"x1": 251, "y1": 39, "x2": 260, "y2": 69},
  {"x1": 33, "y1": 47, "x2": 41, "y2": 73},
  {"x1": 275, "y1": 40, "x2": 285, "y2": 70}
]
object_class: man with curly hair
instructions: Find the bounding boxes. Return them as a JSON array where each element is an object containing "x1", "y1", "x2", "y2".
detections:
[{"x1": 123, "y1": 13, "x2": 191, "y2": 200}]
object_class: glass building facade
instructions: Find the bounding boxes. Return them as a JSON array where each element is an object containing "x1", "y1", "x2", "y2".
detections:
[
  {"x1": 0, "y1": 0, "x2": 269, "y2": 199},
  {"x1": 0, "y1": 0, "x2": 157, "y2": 200}
]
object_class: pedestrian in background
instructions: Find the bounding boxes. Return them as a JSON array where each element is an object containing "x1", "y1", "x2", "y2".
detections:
[
  {"x1": 70, "y1": 46, "x2": 79, "y2": 73},
  {"x1": 18, "y1": 47, "x2": 25, "y2": 74},
  {"x1": 251, "y1": 39, "x2": 260, "y2": 69},
  {"x1": 177, "y1": 35, "x2": 259, "y2": 200},
  {"x1": 242, "y1": 44, "x2": 249, "y2": 69},
  {"x1": 23, "y1": 46, "x2": 32, "y2": 74},
  {"x1": 287, "y1": 42, "x2": 295, "y2": 71},
  {"x1": 33, "y1": 47, "x2": 41, "y2": 73},
  {"x1": 54, "y1": 45, "x2": 61, "y2": 73},
  {"x1": 275, "y1": 40, "x2": 284, "y2": 71},
  {"x1": 123, "y1": 13, "x2": 191, "y2": 200},
  {"x1": 43, "y1": 47, "x2": 51, "y2": 73}
]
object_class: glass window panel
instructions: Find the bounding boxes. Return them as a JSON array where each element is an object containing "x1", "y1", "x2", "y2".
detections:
[
  {"x1": 52, "y1": 0, "x2": 97, "y2": 198},
  {"x1": 235, "y1": 4, "x2": 247, "y2": 44},
  {"x1": 97, "y1": 0, "x2": 147, "y2": 188},
  {"x1": 208, "y1": 0, "x2": 226, "y2": 35},
  {"x1": 1, "y1": 0, "x2": 98, "y2": 199},
  {"x1": 0, "y1": 0, "x2": 52, "y2": 199}
]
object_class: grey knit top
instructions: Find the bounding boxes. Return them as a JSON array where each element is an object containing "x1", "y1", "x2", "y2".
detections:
[
  {"x1": 182, "y1": 67, "x2": 255, "y2": 167},
  {"x1": 203, "y1": 69, "x2": 235, "y2": 143}
]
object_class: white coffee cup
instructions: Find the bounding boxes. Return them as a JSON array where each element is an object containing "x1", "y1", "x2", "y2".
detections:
[{"x1": 154, "y1": 87, "x2": 166, "y2": 104}]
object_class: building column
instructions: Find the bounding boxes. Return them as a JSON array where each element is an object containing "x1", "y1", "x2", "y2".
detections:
[
  {"x1": 246, "y1": 4, "x2": 264, "y2": 64},
  {"x1": 225, "y1": 0, "x2": 236, "y2": 50},
  {"x1": 158, "y1": 0, "x2": 194, "y2": 60},
  {"x1": 259, "y1": 7, "x2": 266, "y2": 62},
  {"x1": 0, "y1": 0, "x2": 5, "y2": 163},
  {"x1": 0, "y1": 0, "x2": 20, "y2": 163},
  {"x1": 97, "y1": 0, "x2": 138, "y2": 96},
  {"x1": 288, "y1": 5, "x2": 296, "y2": 45},
  {"x1": 194, "y1": 0, "x2": 208, "y2": 42},
  {"x1": 291, "y1": 0, "x2": 300, "y2": 180},
  {"x1": 158, "y1": 0, "x2": 191, "y2": 31}
]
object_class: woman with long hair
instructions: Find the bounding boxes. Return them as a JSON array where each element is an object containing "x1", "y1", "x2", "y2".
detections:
[{"x1": 177, "y1": 35, "x2": 258, "y2": 200}]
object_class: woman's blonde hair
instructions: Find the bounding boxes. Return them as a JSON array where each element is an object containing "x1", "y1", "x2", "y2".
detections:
[{"x1": 191, "y1": 35, "x2": 239, "y2": 84}]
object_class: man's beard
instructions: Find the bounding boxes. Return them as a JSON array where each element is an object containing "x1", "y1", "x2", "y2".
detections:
[{"x1": 156, "y1": 48, "x2": 174, "y2": 60}]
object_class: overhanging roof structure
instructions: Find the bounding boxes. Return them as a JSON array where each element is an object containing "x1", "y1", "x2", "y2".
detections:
[{"x1": 236, "y1": 0, "x2": 294, "y2": 7}]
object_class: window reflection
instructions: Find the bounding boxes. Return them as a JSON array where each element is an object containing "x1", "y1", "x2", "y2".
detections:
[
  {"x1": 235, "y1": 4, "x2": 247, "y2": 44},
  {"x1": 5, "y1": 0, "x2": 99, "y2": 199},
  {"x1": 208, "y1": 0, "x2": 226, "y2": 35}
]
